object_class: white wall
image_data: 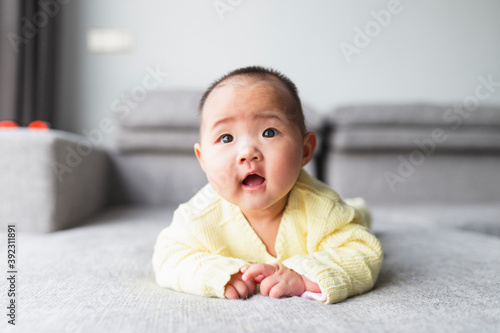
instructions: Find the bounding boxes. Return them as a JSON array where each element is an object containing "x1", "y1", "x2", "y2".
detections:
[{"x1": 56, "y1": 0, "x2": 500, "y2": 142}]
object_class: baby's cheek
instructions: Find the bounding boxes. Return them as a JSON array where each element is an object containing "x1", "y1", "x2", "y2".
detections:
[
  {"x1": 208, "y1": 171, "x2": 227, "y2": 191},
  {"x1": 207, "y1": 162, "x2": 234, "y2": 191},
  {"x1": 205, "y1": 154, "x2": 228, "y2": 183},
  {"x1": 275, "y1": 150, "x2": 302, "y2": 175}
]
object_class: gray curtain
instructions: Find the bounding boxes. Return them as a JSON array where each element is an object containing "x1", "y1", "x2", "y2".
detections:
[{"x1": 0, "y1": 0, "x2": 60, "y2": 127}]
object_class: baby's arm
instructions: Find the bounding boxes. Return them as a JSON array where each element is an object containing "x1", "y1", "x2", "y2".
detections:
[
  {"x1": 282, "y1": 222, "x2": 383, "y2": 304},
  {"x1": 153, "y1": 211, "x2": 249, "y2": 299}
]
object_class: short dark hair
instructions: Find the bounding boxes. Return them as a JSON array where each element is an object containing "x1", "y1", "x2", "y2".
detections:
[{"x1": 198, "y1": 66, "x2": 306, "y2": 134}]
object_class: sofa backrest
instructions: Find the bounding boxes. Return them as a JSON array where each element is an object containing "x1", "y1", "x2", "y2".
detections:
[
  {"x1": 324, "y1": 104, "x2": 500, "y2": 205},
  {"x1": 109, "y1": 90, "x2": 207, "y2": 206}
]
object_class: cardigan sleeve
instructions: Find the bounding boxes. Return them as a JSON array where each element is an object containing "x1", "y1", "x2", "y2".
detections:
[
  {"x1": 152, "y1": 208, "x2": 248, "y2": 299},
  {"x1": 281, "y1": 204, "x2": 383, "y2": 304}
]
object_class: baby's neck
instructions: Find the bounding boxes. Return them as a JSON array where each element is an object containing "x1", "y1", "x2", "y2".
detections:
[
  {"x1": 243, "y1": 209, "x2": 282, "y2": 227},
  {"x1": 241, "y1": 194, "x2": 288, "y2": 227},
  {"x1": 242, "y1": 201, "x2": 286, "y2": 258}
]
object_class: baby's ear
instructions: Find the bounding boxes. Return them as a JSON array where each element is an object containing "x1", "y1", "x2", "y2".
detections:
[
  {"x1": 301, "y1": 131, "x2": 317, "y2": 167},
  {"x1": 194, "y1": 143, "x2": 204, "y2": 170}
]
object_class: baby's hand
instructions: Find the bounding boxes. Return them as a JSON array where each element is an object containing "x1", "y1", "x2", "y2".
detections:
[
  {"x1": 241, "y1": 263, "x2": 308, "y2": 298},
  {"x1": 224, "y1": 271, "x2": 256, "y2": 299}
]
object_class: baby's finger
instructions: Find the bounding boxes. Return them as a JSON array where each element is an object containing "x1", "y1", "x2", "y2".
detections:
[
  {"x1": 231, "y1": 278, "x2": 249, "y2": 299},
  {"x1": 240, "y1": 265, "x2": 251, "y2": 273},
  {"x1": 245, "y1": 278, "x2": 257, "y2": 296},
  {"x1": 259, "y1": 275, "x2": 279, "y2": 297},
  {"x1": 242, "y1": 263, "x2": 275, "y2": 281},
  {"x1": 224, "y1": 285, "x2": 239, "y2": 300},
  {"x1": 269, "y1": 282, "x2": 288, "y2": 299},
  {"x1": 253, "y1": 274, "x2": 266, "y2": 284}
]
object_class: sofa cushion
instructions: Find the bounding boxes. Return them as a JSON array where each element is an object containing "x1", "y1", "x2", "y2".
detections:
[
  {"x1": 108, "y1": 151, "x2": 207, "y2": 206},
  {"x1": 331, "y1": 127, "x2": 500, "y2": 152},
  {"x1": 0, "y1": 129, "x2": 109, "y2": 232},
  {"x1": 326, "y1": 150, "x2": 500, "y2": 204},
  {"x1": 324, "y1": 104, "x2": 500, "y2": 205},
  {"x1": 115, "y1": 129, "x2": 199, "y2": 153},
  {"x1": 4, "y1": 206, "x2": 499, "y2": 332},
  {"x1": 329, "y1": 103, "x2": 500, "y2": 127},
  {"x1": 118, "y1": 90, "x2": 202, "y2": 130},
  {"x1": 328, "y1": 104, "x2": 500, "y2": 152}
]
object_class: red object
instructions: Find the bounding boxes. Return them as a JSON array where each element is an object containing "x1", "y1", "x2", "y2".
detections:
[
  {"x1": 0, "y1": 120, "x2": 19, "y2": 128},
  {"x1": 27, "y1": 120, "x2": 50, "y2": 131}
]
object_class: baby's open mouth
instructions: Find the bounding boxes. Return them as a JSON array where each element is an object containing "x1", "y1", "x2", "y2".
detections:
[{"x1": 242, "y1": 174, "x2": 265, "y2": 187}]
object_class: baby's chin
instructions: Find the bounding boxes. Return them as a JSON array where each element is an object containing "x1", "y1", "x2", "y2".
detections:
[
  {"x1": 238, "y1": 195, "x2": 290, "y2": 214},
  {"x1": 212, "y1": 190, "x2": 269, "y2": 210}
]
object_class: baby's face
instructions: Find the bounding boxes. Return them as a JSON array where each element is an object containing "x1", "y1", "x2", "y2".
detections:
[{"x1": 195, "y1": 77, "x2": 315, "y2": 217}]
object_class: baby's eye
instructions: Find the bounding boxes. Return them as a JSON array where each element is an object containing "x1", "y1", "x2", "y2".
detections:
[
  {"x1": 219, "y1": 134, "x2": 234, "y2": 144},
  {"x1": 262, "y1": 128, "x2": 279, "y2": 138}
]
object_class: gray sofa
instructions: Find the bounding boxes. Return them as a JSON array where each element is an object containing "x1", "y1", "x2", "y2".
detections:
[{"x1": 1, "y1": 93, "x2": 499, "y2": 333}]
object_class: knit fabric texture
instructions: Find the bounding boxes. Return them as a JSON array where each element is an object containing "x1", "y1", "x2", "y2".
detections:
[{"x1": 152, "y1": 169, "x2": 383, "y2": 304}]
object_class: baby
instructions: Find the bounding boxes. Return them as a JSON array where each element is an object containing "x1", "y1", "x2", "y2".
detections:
[{"x1": 152, "y1": 66, "x2": 383, "y2": 304}]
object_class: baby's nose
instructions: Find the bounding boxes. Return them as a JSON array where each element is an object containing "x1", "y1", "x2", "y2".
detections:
[{"x1": 238, "y1": 142, "x2": 263, "y2": 164}]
